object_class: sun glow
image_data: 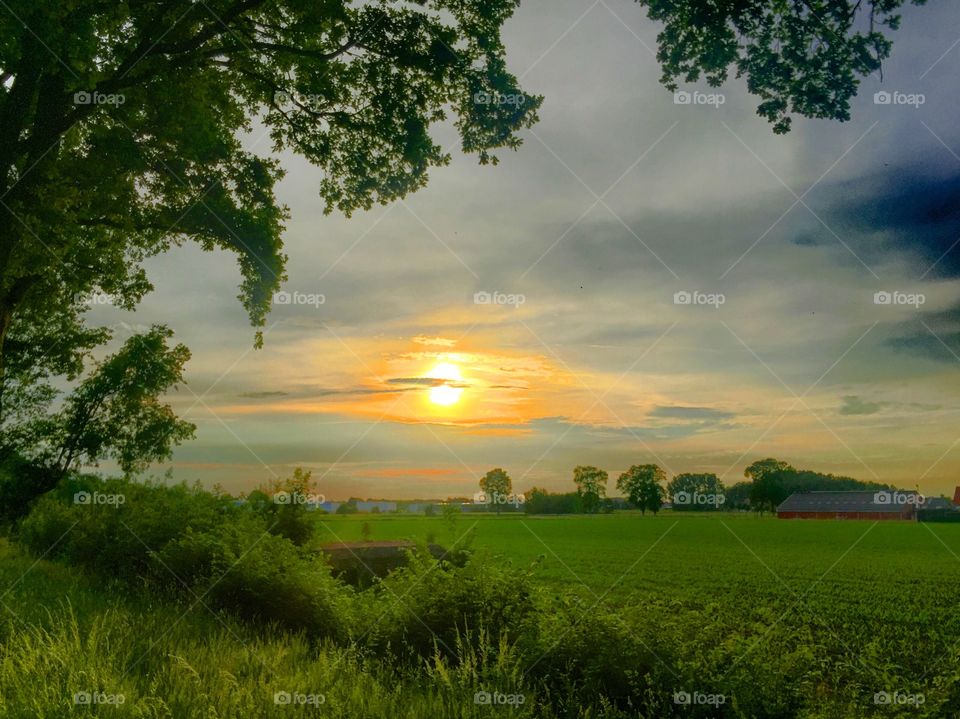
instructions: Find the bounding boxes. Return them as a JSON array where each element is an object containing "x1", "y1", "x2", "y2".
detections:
[{"x1": 427, "y1": 362, "x2": 464, "y2": 406}]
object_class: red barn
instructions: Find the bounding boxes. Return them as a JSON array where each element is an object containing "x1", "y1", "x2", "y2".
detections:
[{"x1": 777, "y1": 491, "x2": 919, "y2": 520}]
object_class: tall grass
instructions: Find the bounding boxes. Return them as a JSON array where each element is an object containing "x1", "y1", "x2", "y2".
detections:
[{"x1": 0, "y1": 540, "x2": 547, "y2": 719}]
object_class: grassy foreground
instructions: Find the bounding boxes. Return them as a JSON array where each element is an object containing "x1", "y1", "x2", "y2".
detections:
[
  {"x1": 0, "y1": 538, "x2": 529, "y2": 718},
  {"x1": 6, "y1": 500, "x2": 960, "y2": 717}
]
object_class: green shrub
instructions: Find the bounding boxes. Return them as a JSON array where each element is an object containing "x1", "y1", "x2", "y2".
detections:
[
  {"x1": 18, "y1": 475, "x2": 355, "y2": 642},
  {"x1": 363, "y1": 549, "x2": 538, "y2": 662},
  {"x1": 523, "y1": 596, "x2": 672, "y2": 715},
  {"x1": 0, "y1": 453, "x2": 60, "y2": 522}
]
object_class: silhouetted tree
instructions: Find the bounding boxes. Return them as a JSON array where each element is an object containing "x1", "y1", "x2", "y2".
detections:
[{"x1": 639, "y1": 0, "x2": 928, "y2": 132}]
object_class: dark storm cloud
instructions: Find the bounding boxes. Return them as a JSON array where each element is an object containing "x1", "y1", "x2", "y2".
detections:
[{"x1": 804, "y1": 160, "x2": 960, "y2": 277}]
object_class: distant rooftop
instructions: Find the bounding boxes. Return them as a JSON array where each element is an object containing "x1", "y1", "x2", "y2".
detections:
[{"x1": 777, "y1": 490, "x2": 920, "y2": 513}]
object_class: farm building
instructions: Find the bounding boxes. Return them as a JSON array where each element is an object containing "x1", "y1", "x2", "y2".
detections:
[{"x1": 776, "y1": 491, "x2": 919, "y2": 520}]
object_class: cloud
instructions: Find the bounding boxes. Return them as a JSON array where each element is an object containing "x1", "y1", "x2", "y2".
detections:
[
  {"x1": 838, "y1": 395, "x2": 886, "y2": 415},
  {"x1": 412, "y1": 335, "x2": 457, "y2": 347},
  {"x1": 387, "y1": 377, "x2": 446, "y2": 386},
  {"x1": 813, "y1": 162, "x2": 960, "y2": 277},
  {"x1": 650, "y1": 406, "x2": 735, "y2": 421},
  {"x1": 238, "y1": 391, "x2": 290, "y2": 399}
]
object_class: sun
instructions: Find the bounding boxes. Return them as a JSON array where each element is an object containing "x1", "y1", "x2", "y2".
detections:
[{"x1": 427, "y1": 362, "x2": 464, "y2": 406}]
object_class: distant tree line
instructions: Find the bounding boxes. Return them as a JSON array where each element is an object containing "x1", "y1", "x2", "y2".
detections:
[
  {"x1": 740, "y1": 458, "x2": 890, "y2": 513},
  {"x1": 509, "y1": 458, "x2": 892, "y2": 516}
]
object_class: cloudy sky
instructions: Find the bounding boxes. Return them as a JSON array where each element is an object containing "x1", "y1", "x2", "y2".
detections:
[{"x1": 87, "y1": 0, "x2": 960, "y2": 499}]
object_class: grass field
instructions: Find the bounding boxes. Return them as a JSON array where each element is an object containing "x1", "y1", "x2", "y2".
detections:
[
  {"x1": 314, "y1": 511, "x2": 960, "y2": 712},
  {"x1": 6, "y1": 510, "x2": 960, "y2": 717}
]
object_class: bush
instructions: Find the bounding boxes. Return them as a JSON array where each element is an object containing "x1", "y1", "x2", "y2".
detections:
[
  {"x1": 0, "y1": 453, "x2": 60, "y2": 522},
  {"x1": 362, "y1": 549, "x2": 538, "y2": 661},
  {"x1": 17, "y1": 474, "x2": 354, "y2": 641},
  {"x1": 522, "y1": 597, "x2": 672, "y2": 715},
  {"x1": 200, "y1": 528, "x2": 354, "y2": 641},
  {"x1": 18, "y1": 476, "x2": 234, "y2": 582}
]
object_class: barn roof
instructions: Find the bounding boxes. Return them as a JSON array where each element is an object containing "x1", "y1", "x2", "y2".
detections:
[{"x1": 777, "y1": 491, "x2": 919, "y2": 513}]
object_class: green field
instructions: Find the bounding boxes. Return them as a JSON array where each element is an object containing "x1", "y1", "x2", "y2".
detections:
[
  {"x1": 5, "y1": 509, "x2": 960, "y2": 717},
  {"x1": 315, "y1": 512, "x2": 960, "y2": 710}
]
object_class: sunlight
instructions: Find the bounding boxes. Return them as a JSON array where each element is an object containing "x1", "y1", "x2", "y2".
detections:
[{"x1": 427, "y1": 362, "x2": 464, "y2": 407}]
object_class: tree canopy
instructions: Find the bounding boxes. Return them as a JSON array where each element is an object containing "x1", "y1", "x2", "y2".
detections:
[
  {"x1": 639, "y1": 0, "x2": 927, "y2": 132},
  {"x1": 573, "y1": 465, "x2": 608, "y2": 514},
  {"x1": 616, "y1": 464, "x2": 666, "y2": 515},
  {"x1": 0, "y1": 0, "x2": 540, "y2": 456}
]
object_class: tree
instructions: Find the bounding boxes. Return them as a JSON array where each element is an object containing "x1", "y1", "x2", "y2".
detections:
[
  {"x1": 479, "y1": 467, "x2": 512, "y2": 513},
  {"x1": 441, "y1": 502, "x2": 460, "y2": 539},
  {"x1": 573, "y1": 465, "x2": 608, "y2": 514},
  {"x1": 639, "y1": 0, "x2": 928, "y2": 133},
  {"x1": 0, "y1": 1, "x2": 541, "y2": 437},
  {"x1": 34, "y1": 326, "x2": 195, "y2": 480},
  {"x1": 667, "y1": 472, "x2": 725, "y2": 511},
  {"x1": 523, "y1": 486, "x2": 581, "y2": 515},
  {"x1": 745, "y1": 458, "x2": 794, "y2": 513},
  {"x1": 258, "y1": 466, "x2": 317, "y2": 546},
  {"x1": 617, "y1": 464, "x2": 666, "y2": 515},
  {"x1": 723, "y1": 481, "x2": 753, "y2": 510}
]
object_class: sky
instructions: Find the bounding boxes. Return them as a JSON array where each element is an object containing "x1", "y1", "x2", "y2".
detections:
[{"x1": 85, "y1": 0, "x2": 960, "y2": 500}]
